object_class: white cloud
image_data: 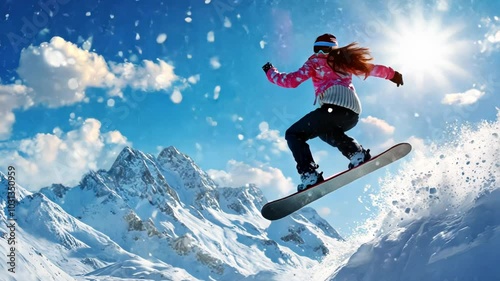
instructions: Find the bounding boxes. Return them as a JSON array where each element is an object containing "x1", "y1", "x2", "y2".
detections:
[
  {"x1": 358, "y1": 116, "x2": 396, "y2": 150},
  {"x1": 405, "y1": 136, "x2": 426, "y2": 154},
  {"x1": 0, "y1": 84, "x2": 34, "y2": 140},
  {"x1": 0, "y1": 110, "x2": 16, "y2": 139},
  {"x1": 109, "y1": 59, "x2": 178, "y2": 93},
  {"x1": 256, "y1": 122, "x2": 288, "y2": 154},
  {"x1": 360, "y1": 116, "x2": 395, "y2": 135},
  {"x1": 17, "y1": 36, "x2": 180, "y2": 105},
  {"x1": 17, "y1": 36, "x2": 117, "y2": 107},
  {"x1": 207, "y1": 160, "x2": 295, "y2": 195},
  {"x1": 1, "y1": 36, "x2": 182, "y2": 140},
  {"x1": 0, "y1": 118, "x2": 130, "y2": 190},
  {"x1": 313, "y1": 150, "x2": 329, "y2": 164},
  {"x1": 441, "y1": 88, "x2": 485, "y2": 105}
]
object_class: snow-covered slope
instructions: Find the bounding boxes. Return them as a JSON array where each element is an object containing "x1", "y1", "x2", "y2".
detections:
[
  {"x1": 332, "y1": 189, "x2": 500, "y2": 281},
  {"x1": 320, "y1": 112, "x2": 500, "y2": 281},
  {"x1": 0, "y1": 171, "x2": 199, "y2": 281},
  {"x1": 0, "y1": 173, "x2": 76, "y2": 281}
]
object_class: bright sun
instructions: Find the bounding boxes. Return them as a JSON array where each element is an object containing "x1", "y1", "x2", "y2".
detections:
[{"x1": 383, "y1": 12, "x2": 468, "y2": 88}]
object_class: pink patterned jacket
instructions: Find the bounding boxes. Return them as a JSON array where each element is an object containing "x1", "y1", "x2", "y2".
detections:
[{"x1": 265, "y1": 52, "x2": 395, "y2": 113}]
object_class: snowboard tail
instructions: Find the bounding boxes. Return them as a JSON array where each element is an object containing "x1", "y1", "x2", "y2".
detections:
[{"x1": 261, "y1": 143, "x2": 412, "y2": 221}]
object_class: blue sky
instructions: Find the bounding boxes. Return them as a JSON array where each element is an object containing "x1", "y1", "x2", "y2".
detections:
[{"x1": 0, "y1": 0, "x2": 499, "y2": 235}]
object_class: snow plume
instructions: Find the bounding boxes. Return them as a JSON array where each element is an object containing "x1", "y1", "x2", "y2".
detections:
[
  {"x1": 319, "y1": 111, "x2": 500, "y2": 280},
  {"x1": 367, "y1": 112, "x2": 500, "y2": 233},
  {"x1": 0, "y1": 118, "x2": 130, "y2": 190}
]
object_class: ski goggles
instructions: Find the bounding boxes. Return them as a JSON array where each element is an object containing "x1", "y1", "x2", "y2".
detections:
[{"x1": 314, "y1": 41, "x2": 338, "y2": 54}]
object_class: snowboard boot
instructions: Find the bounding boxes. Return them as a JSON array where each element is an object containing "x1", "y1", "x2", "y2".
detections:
[
  {"x1": 297, "y1": 170, "x2": 324, "y2": 192},
  {"x1": 348, "y1": 148, "x2": 371, "y2": 169}
]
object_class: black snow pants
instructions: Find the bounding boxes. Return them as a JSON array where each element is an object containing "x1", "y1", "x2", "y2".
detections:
[{"x1": 285, "y1": 104, "x2": 361, "y2": 174}]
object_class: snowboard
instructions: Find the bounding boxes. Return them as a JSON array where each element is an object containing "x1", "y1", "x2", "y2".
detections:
[{"x1": 261, "y1": 142, "x2": 412, "y2": 221}]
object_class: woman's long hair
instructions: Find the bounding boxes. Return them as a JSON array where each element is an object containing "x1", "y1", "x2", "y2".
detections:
[{"x1": 327, "y1": 42, "x2": 373, "y2": 79}]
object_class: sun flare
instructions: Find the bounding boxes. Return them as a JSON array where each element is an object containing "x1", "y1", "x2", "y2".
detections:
[{"x1": 383, "y1": 12, "x2": 468, "y2": 88}]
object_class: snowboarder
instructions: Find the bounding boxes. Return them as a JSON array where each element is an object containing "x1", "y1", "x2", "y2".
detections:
[{"x1": 262, "y1": 33, "x2": 404, "y2": 192}]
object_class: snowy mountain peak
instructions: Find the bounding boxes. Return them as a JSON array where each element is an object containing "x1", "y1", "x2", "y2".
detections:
[
  {"x1": 40, "y1": 183, "x2": 71, "y2": 200},
  {"x1": 0, "y1": 170, "x2": 31, "y2": 202},
  {"x1": 17, "y1": 145, "x2": 344, "y2": 280},
  {"x1": 157, "y1": 146, "x2": 200, "y2": 172},
  {"x1": 157, "y1": 146, "x2": 185, "y2": 166},
  {"x1": 218, "y1": 184, "x2": 267, "y2": 215},
  {"x1": 159, "y1": 145, "x2": 182, "y2": 157},
  {"x1": 105, "y1": 146, "x2": 180, "y2": 204},
  {"x1": 113, "y1": 145, "x2": 136, "y2": 164},
  {"x1": 111, "y1": 146, "x2": 153, "y2": 169},
  {"x1": 157, "y1": 146, "x2": 218, "y2": 192}
]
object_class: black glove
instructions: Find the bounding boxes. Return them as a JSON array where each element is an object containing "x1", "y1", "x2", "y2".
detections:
[
  {"x1": 390, "y1": 71, "x2": 403, "y2": 87},
  {"x1": 262, "y1": 62, "x2": 273, "y2": 73}
]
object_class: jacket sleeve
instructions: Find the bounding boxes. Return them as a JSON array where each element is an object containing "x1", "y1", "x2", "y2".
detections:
[
  {"x1": 265, "y1": 60, "x2": 313, "y2": 88},
  {"x1": 368, "y1": 64, "x2": 395, "y2": 80}
]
